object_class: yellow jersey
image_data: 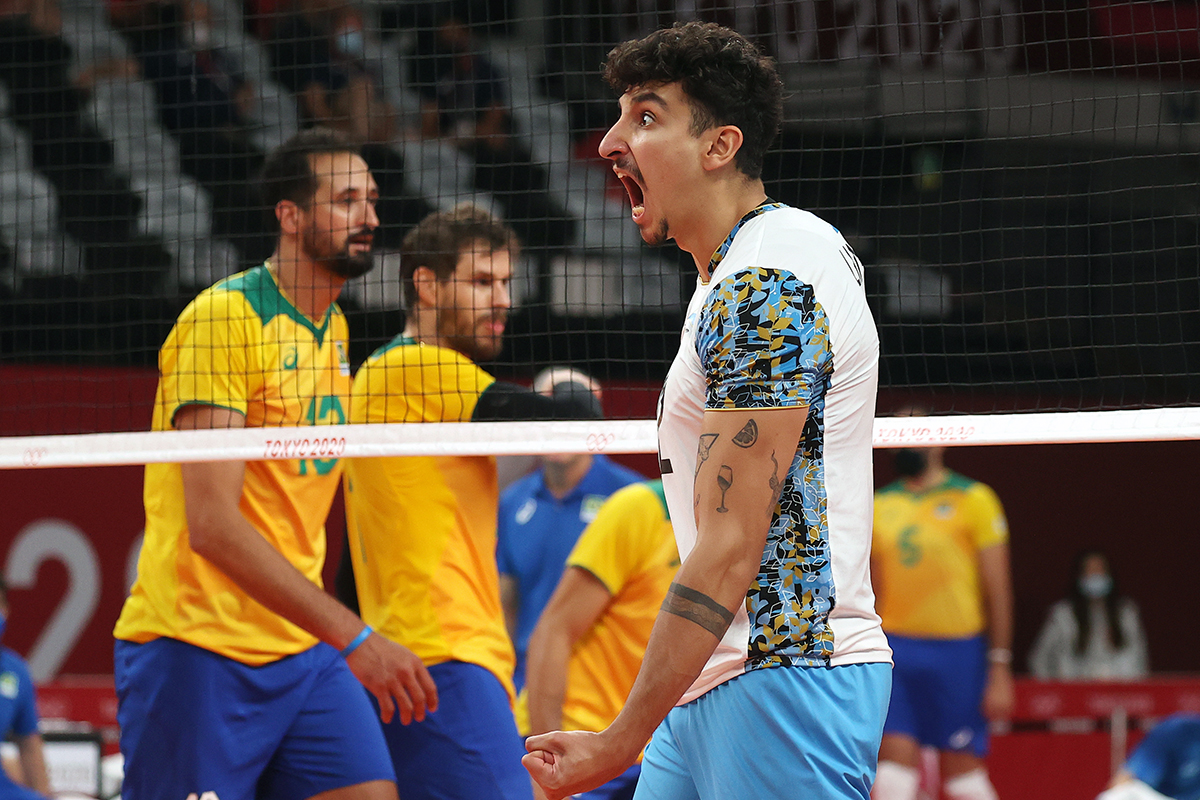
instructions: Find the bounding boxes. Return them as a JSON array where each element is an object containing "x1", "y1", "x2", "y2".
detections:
[
  {"x1": 872, "y1": 472, "x2": 1008, "y2": 639},
  {"x1": 343, "y1": 337, "x2": 515, "y2": 699},
  {"x1": 516, "y1": 481, "x2": 678, "y2": 736},
  {"x1": 114, "y1": 264, "x2": 352, "y2": 665}
]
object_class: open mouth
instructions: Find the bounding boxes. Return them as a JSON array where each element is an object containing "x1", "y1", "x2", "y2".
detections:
[{"x1": 616, "y1": 172, "x2": 646, "y2": 220}]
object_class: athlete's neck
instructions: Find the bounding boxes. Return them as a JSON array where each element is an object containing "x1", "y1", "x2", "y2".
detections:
[
  {"x1": 268, "y1": 245, "x2": 345, "y2": 322},
  {"x1": 403, "y1": 312, "x2": 444, "y2": 351},
  {"x1": 903, "y1": 464, "x2": 949, "y2": 493},
  {"x1": 542, "y1": 454, "x2": 593, "y2": 499},
  {"x1": 681, "y1": 179, "x2": 768, "y2": 282}
]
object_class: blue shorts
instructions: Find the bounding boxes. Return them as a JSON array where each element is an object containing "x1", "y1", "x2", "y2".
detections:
[
  {"x1": 114, "y1": 637, "x2": 394, "y2": 800},
  {"x1": 578, "y1": 763, "x2": 640, "y2": 800},
  {"x1": 634, "y1": 663, "x2": 890, "y2": 800},
  {"x1": 377, "y1": 661, "x2": 531, "y2": 800},
  {"x1": 0, "y1": 778, "x2": 48, "y2": 800},
  {"x1": 884, "y1": 634, "x2": 989, "y2": 756}
]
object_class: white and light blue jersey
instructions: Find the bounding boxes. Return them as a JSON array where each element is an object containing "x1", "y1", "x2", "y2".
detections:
[{"x1": 657, "y1": 203, "x2": 891, "y2": 705}]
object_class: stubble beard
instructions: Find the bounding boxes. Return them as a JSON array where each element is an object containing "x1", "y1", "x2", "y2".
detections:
[
  {"x1": 439, "y1": 311, "x2": 505, "y2": 363},
  {"x1": 303, "y1": 224, "x2": 375, "y2": 280},
  {"x1": 642, "y1": 216, "x2": 670, "y2": 247}
]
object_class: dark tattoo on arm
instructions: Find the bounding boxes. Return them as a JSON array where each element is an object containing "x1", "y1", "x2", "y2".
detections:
[
  {"x1": 731, "y1": 418, "x2": 758, "y2": 448},
  {"x1": 661, "y1": 582, "x2": 736, "y2": 639},
  {"x1": 767, "y1": 450, "x2": 784, "y2": 515},
  {"x1": 694, "y1": 433, "x2": 719, "y2": 478},
  {"x1": 716, "y1": 465, "x2": 733, "y2": 512}
]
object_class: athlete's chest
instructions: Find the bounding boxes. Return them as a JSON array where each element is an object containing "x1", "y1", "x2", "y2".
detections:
[{"x1": 248, "y1": 320, "x2": 351, "y2": 427}]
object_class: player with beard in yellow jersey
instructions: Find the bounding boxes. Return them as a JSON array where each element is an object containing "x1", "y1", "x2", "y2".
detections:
[
  {"x1": 113, "y1": 128, "x2": 436, "y2": 800},
  {"x1": 341, "y1": 204, "x2": 598, "y2": 800},
  {"x1": 871, "y1": 418, "x2": 1014, "y2": 800}
]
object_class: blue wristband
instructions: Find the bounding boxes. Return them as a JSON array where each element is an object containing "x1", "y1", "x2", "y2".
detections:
[{"x1": 340, "y1": 625, "x2": 372, "y2": 658}]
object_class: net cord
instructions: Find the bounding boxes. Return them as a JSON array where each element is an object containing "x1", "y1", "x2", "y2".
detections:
[{"x1": 3, "y1": 408, "x2": 1200, "y2": 469}]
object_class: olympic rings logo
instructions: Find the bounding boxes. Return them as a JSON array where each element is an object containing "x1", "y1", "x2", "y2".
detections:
[{"x1": 585, "y1": 432, "x2": 616, "y2": 452}]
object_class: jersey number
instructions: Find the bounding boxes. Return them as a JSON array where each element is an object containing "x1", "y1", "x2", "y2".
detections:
[
  {"x1": 299, "y1": 395, "x2": 346, "y2": 476},
  {"x1": 898, "y1": 525, "x2": 922, "y2": 567}
]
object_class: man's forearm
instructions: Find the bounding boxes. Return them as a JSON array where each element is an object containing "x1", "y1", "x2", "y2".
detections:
[
  {"x1": 192, "y1": 510, "x2": 366, "y2": 651},
  {"x1": 183, "y1": 458, "x2": 368, "y2": 652},
  {"x1": 525, "y1": 628, "x2": 572, "y2": 735},
  {"x1": 16, "y1": 735, "x2": 49, "y2": 795},
  {"x1": 603, "y1": 541, "x2": 759, "y2": 749},
  {"x1": 979, "y1": 545, "x2": 1014, "y2": 653},
  {"x1": 604, "y1": 407, "x2": 805, "y2": 752}
]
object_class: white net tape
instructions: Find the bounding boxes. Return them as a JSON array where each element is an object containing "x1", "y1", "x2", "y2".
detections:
[{"x1": 4, "y1": 408, "x2": 1200, "y2": 469}]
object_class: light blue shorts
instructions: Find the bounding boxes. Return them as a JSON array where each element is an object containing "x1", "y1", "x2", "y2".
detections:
[{"x1": 633, "y1": 663, "x2": 891, "y2": 800}]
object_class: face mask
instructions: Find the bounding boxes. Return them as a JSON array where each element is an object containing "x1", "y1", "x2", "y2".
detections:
[
  {"x1": 337, "y1": 29, "x2": 365, "y2": 58},
  {"x1": 893, "y1": 448, "x2": 928, "y2": 478},
  {"x1": 186, "y1": 21, "x2": 212, "y2": 50},
  {"x1": 1079, "y1": 574, "x2": 1113, "y2": 600}
]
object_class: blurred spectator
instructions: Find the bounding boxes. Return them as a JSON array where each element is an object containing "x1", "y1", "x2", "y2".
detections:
[
  {"x1": 1029, "y1": 549, "x2": 1149, "y2": 681},
  {"x1": 871, "y1": 427, "x2": 1014, "y2": 800},
  {"x1": 0, "y1": 579, "x2": 51, "y2": 800},
  {"x1": 121, "y1": 0, "x2": 270, "y2": 257},
  {"x1": 268, "y1": 0, "x2": 395, "y2": 143},
  {"x1": 410, "y1": 14, "x2": 575, "y2": 254},
  {"x1": 496, "y1": 366, "x2": 643, "y2": 691},
  {"x1": 539, "y1": 0, "x2": 621, "y2": 138},
  {"x1": 1097, "y1": 713, "x2": 1200, "y2": 800}
]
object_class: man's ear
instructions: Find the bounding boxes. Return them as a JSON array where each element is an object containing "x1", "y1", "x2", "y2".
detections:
[
  {"x1": 276, "y1": 200, "x2": 303, "y2": 235},
  {"x1": 703, "y1": 125, "x2": 744, "y2": 172},
  {"x1": 411, "y1": 265, "x2": 442, "y2": 309}
]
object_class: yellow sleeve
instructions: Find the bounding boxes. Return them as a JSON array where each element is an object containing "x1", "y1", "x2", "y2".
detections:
[
  {"x1": 158, "y1": 289, "x2": 254, "y2": 424},
  {"x1": 567, "y1": 484, "x2": 664, "y2": 594},
  {"x1": 351, "y1": 344, "x2": 495, "y2": 424},
  {"x1": 965, "y1": 482, "x2": 1009, "y2": 551}
]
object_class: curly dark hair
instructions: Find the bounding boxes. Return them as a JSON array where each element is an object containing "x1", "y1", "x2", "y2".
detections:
[
  {"x1": 400, "y1": 204, "x2": 519, "y2": 313},
  {"x1": 259, "y1": 127, "x2": 361, "y2": 218},
  {"x1": 602, "y1": 21, "x2": 783, "y2": 180}
]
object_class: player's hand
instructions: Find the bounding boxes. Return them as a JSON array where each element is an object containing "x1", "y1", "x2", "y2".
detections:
[
  {"x1": 522, "y1": 730, "x2": 634, "y2": 800},
  {"x1": 345, "y1": 631, "x2": 439, "y2": 725},
  {"x1": 983, "y1": 662, "x2": 1015, "y2": 721}
]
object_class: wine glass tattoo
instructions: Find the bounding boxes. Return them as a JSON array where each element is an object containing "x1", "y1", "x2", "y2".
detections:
[{"x1": 716, "y1": 466, "x2": 733, "y2": 512}]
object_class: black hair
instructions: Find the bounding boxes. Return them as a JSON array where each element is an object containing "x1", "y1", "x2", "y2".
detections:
[
  {"x1": 602, "y1": 21, "x2": 784, "y2": 180},
  {"x1": 1068, "y1": 549, "x2": 1127, "y2": 655},
  {"x1": 259, "y1": 127, "x2": 361, "y2": 220}
]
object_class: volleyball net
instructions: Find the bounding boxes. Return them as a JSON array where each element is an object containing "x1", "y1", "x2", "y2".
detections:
[{"x1": 1, "y1": 0, "x2": 1199, "y2": 465}]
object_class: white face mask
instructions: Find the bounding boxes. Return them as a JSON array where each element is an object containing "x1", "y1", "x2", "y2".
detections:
[
  {"x1": 186, "y1": 21, "x2": 212, "y2": 50},
  {"x1": 337, "y1": 29, "x2": 365, "y2": 58},
  {"x1": 1079, "y1": 574, "x2": 1113, "y2": 600}
]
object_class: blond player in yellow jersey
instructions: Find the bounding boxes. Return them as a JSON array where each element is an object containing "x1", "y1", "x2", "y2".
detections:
[
  {"x1": 520, "y1": 480, "x2": 678, "y2": 800},
  {"x1": 871, "y1": 431, "x2": 1015, "y2": 800},
  {"x1": 113, "y1": 128, "x2": 436, "y2": 800},
  {"x1": 341, "y1": 205, "x2": 599, "y2": 800}
]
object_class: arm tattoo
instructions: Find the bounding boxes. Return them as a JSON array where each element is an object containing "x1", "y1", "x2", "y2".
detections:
[
  {"x1": 767, "y1": 450, "x2": 785, "y2": 515},
  {"x1": 661, "y1": 582, "x2": 736, "y2": 638},
  {"x1": 694, "y1": 433, "x2": 719, "y2": 478},
  {"x1": 731, "y1": 418, "x2": 758, "y2": 448},
  {"x1": 716, "y1": 465, "x2": 733, "y2": 513}
]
